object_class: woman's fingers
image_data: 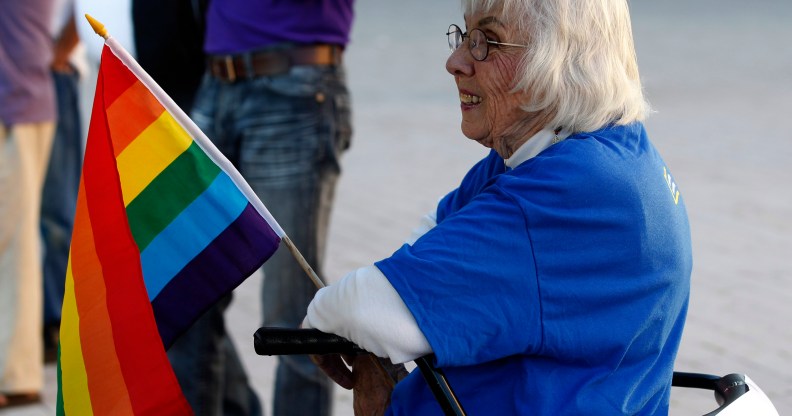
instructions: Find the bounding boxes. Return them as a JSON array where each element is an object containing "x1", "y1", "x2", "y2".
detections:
[{"x1": 311, "y1": 354, "x2": 355, "y2": 389}]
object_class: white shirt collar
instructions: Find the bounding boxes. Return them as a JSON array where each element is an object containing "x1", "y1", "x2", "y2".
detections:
[{"x1": 504, "y1": 128, "x2": 571, "y2": 169}]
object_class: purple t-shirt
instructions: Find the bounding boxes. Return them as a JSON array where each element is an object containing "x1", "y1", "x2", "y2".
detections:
[
  {"x1": 205, "y1": 0, "x2": 354, "y2": 55},
  {"x1": 0, "y1": 0, "x2": 56, "y2": 124}
]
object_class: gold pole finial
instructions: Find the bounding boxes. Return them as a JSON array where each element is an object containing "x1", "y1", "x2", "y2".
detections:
[{"x1": 85, "y1": 14, "x2": 108, "y2": 39}]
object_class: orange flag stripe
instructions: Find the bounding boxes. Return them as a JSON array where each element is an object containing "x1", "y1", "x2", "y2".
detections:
[
  {"x1": 71, "y1": 179, "x2": 135, "y2": 415},
  {"x1": 106, "y1": 80, "x2": 166, "y2": 157}
]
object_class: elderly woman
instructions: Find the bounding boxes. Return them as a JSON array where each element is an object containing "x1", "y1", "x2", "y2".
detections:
[{"x1": 303, "y1": 0, "x2": 692, "y2": 414}]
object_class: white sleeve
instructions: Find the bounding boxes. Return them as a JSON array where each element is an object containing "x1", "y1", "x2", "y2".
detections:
[
  {"x1": 304, "y1": 264, "x2": 433, "y2": 364},
  {"x1": 404, "y1": 209, "x2": 437, "y2": 246}
]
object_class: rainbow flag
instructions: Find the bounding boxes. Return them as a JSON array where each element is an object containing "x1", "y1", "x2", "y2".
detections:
[{"x1": 57, "y1": 39, "x2": 284, "y2": 415}]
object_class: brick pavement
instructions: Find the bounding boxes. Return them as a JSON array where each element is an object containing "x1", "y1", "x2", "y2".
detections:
[{"x1": 4, "y1": 1, "x2": 789, "y2": 415}]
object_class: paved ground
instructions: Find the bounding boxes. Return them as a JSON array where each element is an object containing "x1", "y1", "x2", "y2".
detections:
[{"x1": 3, "y1": 0, "x2": 790, "y2": 415}]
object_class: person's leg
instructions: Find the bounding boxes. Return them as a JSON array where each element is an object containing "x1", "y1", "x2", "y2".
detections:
[
  {"x1": 166, "y1": 75, "x2": 224, "y2": 415},
  {"x1": 222, "y1": 336, "x2": 263, "y2": 416},
  {"x1": 166, "y1": 281, "x2": 261, "y2": 416},
  {"x1": 41, "y1": 70, "x2": 82, "y2": 360},
  {"x1": 261, "y1": 176, "x2": 336, "y2": 416},
  {"x1": 166, "y1": 298, "x2": 228, "y2": 416},
  {"x1": 236, "y1": 65, "x2": 350, "y2": 416},
  {"x1": 0, "y1": 122, "x2": 54, "y2": 394},
  {"x1": 166, "y1": 74, "x2": 262, "y2": 416}
]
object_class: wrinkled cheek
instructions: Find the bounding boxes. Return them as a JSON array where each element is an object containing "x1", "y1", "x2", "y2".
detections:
[{"x1": 485, "y1": 98, "x2": 510, "y2": 137}]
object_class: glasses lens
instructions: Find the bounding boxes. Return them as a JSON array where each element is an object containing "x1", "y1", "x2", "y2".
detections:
[
  {"x1": 447, "y1": 25, "x2": 462, "y2": 50},
  {"x1": 469, "y1": 29, "x2": 487, "y2": 61}
]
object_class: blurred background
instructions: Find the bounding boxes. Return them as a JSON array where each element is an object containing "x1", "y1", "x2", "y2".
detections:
[{"x1": 6, "y1": 0, "x2": 789, "y2": 415}]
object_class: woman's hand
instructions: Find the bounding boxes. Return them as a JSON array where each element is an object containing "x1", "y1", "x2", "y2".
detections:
[
  {"x1": 310, "y1": 353, "x2": 355, "y2": 389},
  {"x1": 312, "y1": 353, "x2": 408, "y2": 416},
  {"x1": 351, "y1": 355, "x2": 396, "y2": 416}
]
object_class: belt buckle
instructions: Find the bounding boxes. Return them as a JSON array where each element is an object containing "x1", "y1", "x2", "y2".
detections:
[{"x1": 223, "y1": 56, "x2": 237, "y2": 83}]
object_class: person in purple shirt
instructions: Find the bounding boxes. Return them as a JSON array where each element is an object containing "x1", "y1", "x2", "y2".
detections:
[
  {"x1": 0, "y1": 0, "x2": 56, "y2": 409},
  {"x1": 165, "y1": 1, "x2": 355, "y2": 416}
]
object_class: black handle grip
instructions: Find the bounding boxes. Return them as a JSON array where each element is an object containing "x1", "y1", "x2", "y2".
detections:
[
  {"x1": 253, "y1": 327, "x2": 365, "y2": 356},
  {"x1": 672, "y1": 372, "x2": 750, "y2": 413},
  {"x1": 253, "y1": 327, "x2": 467, "y2": 415}
]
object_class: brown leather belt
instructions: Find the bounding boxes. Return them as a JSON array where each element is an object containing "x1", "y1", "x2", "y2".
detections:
[{"x1": 208, "y1": 44, "x2": 343, "y2": 83}]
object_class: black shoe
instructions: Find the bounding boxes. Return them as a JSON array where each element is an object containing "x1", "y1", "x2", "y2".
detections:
[
  {"x1": 43, "y1": 324, "x2": 60, "y2": 364},
  {"x1": 0, "y1": 392, "x2": 42, "y2": 409}
]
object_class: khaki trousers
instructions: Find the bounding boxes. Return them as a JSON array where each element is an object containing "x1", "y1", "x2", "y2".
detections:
[{"x1": 0, "y1": 122, "x2": 54, "y2": 393}]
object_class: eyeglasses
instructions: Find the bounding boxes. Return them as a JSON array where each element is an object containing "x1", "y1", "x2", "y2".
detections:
[{"x1": 446, "y1": 24, "x2": 528, "y2": 61}]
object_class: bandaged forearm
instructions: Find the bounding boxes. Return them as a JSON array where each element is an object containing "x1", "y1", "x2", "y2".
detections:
[{"x1": 304, "y1": 264, "x2": 432, "y2": 364}]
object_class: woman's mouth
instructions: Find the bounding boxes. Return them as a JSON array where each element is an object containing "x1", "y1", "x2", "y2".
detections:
[{"x1": 459, "y1": 92, "x2": 482, "y2": 105}]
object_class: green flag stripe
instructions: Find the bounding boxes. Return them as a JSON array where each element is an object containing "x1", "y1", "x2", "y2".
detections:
[
  {"x1": 56, "y1": 344, "x2": 64, "y2": 416},
  {"x1": 126, "y1": 141, "x2": 221, "y2": 251}
]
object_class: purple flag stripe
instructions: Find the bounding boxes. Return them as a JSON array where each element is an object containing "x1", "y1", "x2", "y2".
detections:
[{"x1": 151, "y1": 203, "x2": 281, "y2": 348}]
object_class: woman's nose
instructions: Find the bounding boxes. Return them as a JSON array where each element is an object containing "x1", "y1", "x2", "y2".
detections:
[{"x1": 446, "y1": 46, "x2": 473, "y2": 77}]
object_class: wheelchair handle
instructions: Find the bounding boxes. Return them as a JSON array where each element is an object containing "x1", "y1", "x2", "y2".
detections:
[
  {"x1": 254, "y1": 327, "x2": 466, "y2": 415},
  {"x1": 254, "y1": 327, "x2": 365, "y2": 356}
]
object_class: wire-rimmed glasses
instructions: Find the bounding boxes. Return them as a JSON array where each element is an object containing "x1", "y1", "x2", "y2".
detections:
[{"x1": 446, "y1": 24, "x2": 528, "y2": 61}]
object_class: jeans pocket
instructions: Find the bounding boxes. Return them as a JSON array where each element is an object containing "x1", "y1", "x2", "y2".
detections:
[
  {"x1": 333, "y1": 91, "x2": 353, "y2": 152},
  {"x1": 317, "y1": 69, "x2": 352, "y2": 174}
]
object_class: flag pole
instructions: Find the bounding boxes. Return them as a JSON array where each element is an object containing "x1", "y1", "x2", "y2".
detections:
[
  {"x1": 85, "y1": 14, "x2": 326, "y2": 290},
  {"x1": 86, "y1": 14, "x2": 395, "y2": 389},
  {"x1": 282, "y1": 236, "x2": 325, "y2": 289}
]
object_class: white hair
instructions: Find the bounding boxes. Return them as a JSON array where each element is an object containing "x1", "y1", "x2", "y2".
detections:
[{"x1": 462, "y1": 0, "x2": 650, "y2": 133}]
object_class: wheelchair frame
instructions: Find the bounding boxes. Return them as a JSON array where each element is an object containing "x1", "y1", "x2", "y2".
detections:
[{"x1": 253, "y1": 327, "x2": 779, "y2": 415}]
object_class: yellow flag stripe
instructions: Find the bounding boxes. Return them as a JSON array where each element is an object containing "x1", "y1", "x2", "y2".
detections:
[
  {"x1": 60, "y1": 259, "x2": 94, "y2": 416},
  {"x1": 116, "y1": 111, "x2": 193, "y2": 206}
]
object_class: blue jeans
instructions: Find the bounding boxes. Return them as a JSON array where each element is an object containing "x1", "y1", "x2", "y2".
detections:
[
  {"x1": 168, "y1": 296, "x2": 263, "y2": 416},
  {"x1": 168, "y1": 63, "x2": 351, "y2": 416},
  {"x1": 41, "y1": 69, "x2": 82, "y2": 327}
]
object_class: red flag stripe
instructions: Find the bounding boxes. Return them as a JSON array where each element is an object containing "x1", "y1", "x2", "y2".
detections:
[
  {"x1": 80, "y1": 47, "x2": 191, "y2": 415},
  {"x1": 100, "y1": 49, "x2": 137, "y2": 108}
]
